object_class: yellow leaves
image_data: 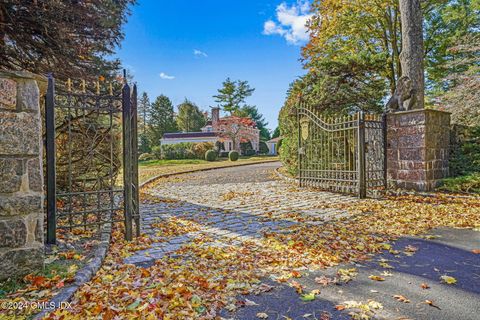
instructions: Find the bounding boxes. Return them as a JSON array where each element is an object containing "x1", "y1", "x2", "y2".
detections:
[
  {"x1": 68, "y1": 264, "x2": 78, "y2": 275},
  {"x1": 337, "y1": 268, "x2": 358, "y2": 283},
  {"x1": 368, "y1": 275, "x2": 385, "y2": 281},
  {"x1": 440, "y1": 275, "x2": 457, "y2": 285},
  {"x1": 335, "y1": 299, "x2": 382, "y2": 319},
  {"x1": 103, "y1": 274, "x2": 114, "y2": 283},
  {"x1": 403, "y1": 245, "x2": 419, "y2": 256},
  {"x1": 379, "y1": 261, "x2": 394, "y2": 269}
]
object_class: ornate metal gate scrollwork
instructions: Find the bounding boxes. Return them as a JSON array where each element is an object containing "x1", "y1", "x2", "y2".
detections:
[
  {"x1": 45, "y1": 73, "x2": 139, "y2": 243},
  {"x1": 297, "y1": 103, "x2": 386, "y2": 198}
]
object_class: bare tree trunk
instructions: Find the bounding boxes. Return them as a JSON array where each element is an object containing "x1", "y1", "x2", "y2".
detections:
[{"x1": 399, "y1": 0, "x2": 425, "y2": 109}]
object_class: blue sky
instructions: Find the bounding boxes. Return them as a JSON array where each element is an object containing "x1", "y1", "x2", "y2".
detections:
[{"x1": 116, "y1": 0, "x2": 312, "y2": 131}]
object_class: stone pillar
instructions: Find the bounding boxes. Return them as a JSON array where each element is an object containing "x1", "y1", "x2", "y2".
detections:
[
  {"x1": 387, "y1": 109, "x2": 450, "y2": 192},
  {"x1": 0, "y1": 71, "x2": 46, "y2": 280}
]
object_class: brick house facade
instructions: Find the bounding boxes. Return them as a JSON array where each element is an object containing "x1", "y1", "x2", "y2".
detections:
[{"x1": 161, "y1": 107, "x2": 260, "y2": 153}]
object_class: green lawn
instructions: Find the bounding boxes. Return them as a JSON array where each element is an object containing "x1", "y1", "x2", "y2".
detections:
[{"x1": 138, "y1": 155, "x2": 279, "y2": 184}]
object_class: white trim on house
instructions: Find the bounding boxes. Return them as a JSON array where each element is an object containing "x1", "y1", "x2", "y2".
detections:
[{"x1": 160, "y1": 136, "x2": 218, "y2": 145}]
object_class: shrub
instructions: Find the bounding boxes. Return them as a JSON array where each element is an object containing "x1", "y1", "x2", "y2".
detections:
[
  {"x1": 151, "y1": 146, "x2": 162, "y2": 160},
  {"x1": 259, "y1": 141, "x2": 269, "y2": 154},
  {"x1": 205, "y1": 150, "x2": 217, "y2": 161},
  {"x1": 193, "y1": 142, "x2": 215, "y2": 159},
  {"x1": 240, "y1": 141, "x2": 253, "y2": 155},
  {"x1": 138, "y1": 153, "x2": 154, "y2": 161},
  {"x1": 160, "y1": 142, "x2": 196, "y2": 160},
  {"x1": 229, "y1": 151, "x2": 239, "y2": 161},
  {"x1": 449, "y1": 125, "x2": 480, "y2": 176},
  {"x1": 438, "y1": 173, "x2": 480, "y2": 194}
]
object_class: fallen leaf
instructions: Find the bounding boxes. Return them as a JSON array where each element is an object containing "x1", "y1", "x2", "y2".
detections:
[
  {"x1": 369, "y1": 275, "x2": 385, "y2": 281},
  {"x1": 256, "y1": 312, "x2": 269, "y2": 319},
  {"x1": 315, "y1": 276, "x2": 334, "y2": 286},
  {"x1": 393, "y1": 295, "x2": 410, "y2": 303},
  {"x1": 300, "y1": 292, "x2": 316, "y2": 302},
  {"x1": 421, "y1": 283, "x2": 430, "y2": 289},
  {"x1": 424, "y1": 300, "x2": 441, "y2": 309},
  {"x1": 440, "y1": 275, "x2": 457, "y2": 285},
  {"x1": 471, "y1": 249, "x2": 480, "y2": 254},
  {"x1": 244, "y1": 299, "x2": 258, "y2": 306}
]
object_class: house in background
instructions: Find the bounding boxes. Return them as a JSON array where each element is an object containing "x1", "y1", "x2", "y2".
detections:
[
  {"x1": 266, "y1": 137, "x2": 281, "y2": 155},
  {"x1": 161, "y1": 107, "x2": 260, "y2": 154}
]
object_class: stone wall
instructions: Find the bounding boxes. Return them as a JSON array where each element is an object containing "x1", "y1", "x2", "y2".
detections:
[
  {"x1": 386, "y1": 109, "x2": 450, "y2": 191},
  {"x1": 0, "y1": 71, "x2": 45, "y2": 280}
]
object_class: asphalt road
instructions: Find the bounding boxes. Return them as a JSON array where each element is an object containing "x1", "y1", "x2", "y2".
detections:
[
  {"x1": 221, "y1": 227, "x2": 480, "y2": 320},
  {"x1": 158, "y1": 163, "x2": 480, "y2": 319}
]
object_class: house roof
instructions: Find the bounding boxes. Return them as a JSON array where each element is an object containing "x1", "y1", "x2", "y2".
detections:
[
  {"x1": 163, "y1": 132, "x2": 217, "y2": 139},
  {"x1": 267, "y1": 137, "x2": 282, "y2": 143}
]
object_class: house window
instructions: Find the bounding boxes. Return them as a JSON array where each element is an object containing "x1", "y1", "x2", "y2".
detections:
[{"x1": 228, "y1": 142, "x2": 232, "y2": 150}]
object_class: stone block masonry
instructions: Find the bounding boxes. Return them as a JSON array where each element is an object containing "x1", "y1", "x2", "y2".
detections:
[
  {"x1": 387, "y1": 109, "x2": 450, "y2": 192},
  {"x1": 0, "y1": 71, "x2": 46, "y2": 281}
]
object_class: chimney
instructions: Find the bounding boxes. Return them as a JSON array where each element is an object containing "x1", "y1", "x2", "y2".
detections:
[{"x1": 212, "y1": 107, "x2": 220, "y2": 125}]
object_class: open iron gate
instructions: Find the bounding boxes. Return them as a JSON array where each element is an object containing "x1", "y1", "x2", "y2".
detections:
[
  {"x1": 45, "y1": 74, "x2": 139, "y2": 243},
  {"x1": 297, "y1": 103, "x2": 386, "y2": 198}
]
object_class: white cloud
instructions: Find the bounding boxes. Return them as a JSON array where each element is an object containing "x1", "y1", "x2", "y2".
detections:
[
  {"x1": 159, "y1": 72, "x2": 175, "y2": 80},
  {"x1": 193, "y1": 49, "x2": 208, "y2": 57},
  {"x1": 263, "y1": 0, "x2": 313, "y2": 45}
]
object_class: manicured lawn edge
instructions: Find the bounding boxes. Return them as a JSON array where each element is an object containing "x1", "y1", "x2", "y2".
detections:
[{"x1": 140, "y1": 159, "x2": 280, "y2": 189}]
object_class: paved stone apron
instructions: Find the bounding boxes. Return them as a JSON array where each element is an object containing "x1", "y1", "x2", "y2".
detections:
[{"x1": 125, "y1": 163, "x2": 358, "y2": 266}]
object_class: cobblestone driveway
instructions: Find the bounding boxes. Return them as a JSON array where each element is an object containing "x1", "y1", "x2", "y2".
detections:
[{"x1": 126, "y1": 162, "x2": 358, "y2": 266}]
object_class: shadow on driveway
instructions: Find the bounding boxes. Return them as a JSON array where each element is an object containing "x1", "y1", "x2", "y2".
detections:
[{"x1": 222, "y1": 228, "x2": 480, "y2": 320}]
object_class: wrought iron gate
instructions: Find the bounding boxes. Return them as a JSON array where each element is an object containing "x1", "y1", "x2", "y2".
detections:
[
  {"x1": 297, "y1": 103, "x2": 386, "y2": 198},
  {"x1": 45, "y1": 74, "x2": 139, "y2": 243}
]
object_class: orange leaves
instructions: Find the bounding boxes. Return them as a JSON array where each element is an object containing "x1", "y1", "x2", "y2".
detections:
[
  {"x1": 393, "y1": 295, "x2": 410, "y2": 303},
  {"x1": 58, "y1": 251, "x2": 83, "y2": 260},
  {"x1": 472, "y1": 249, "x2": 480, "y2": 254},
  {"x1": 25, "y1": 275, "x2": 48, "y2": 288},
  {"x1": 421, "y1": 283, "x2": 430, "y2": 290}
]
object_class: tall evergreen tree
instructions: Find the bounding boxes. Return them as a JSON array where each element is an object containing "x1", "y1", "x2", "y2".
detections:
[
  {"x1": 213, "y1": 78, "x2": 255, "y2": 114},
  {"x1": 272, "y1": 127, "x2": 280, "y2": 139},
  {"x1": 138, "y1": 92, "x2": 150, "y2": 135},
  {"x1": 137, "y1": 92, "x2": 151, "y2": 153},
  {"x1": 0, "y1": 1, "x2": 135, "y2": 79},
  {"x1": 148, "y1": 95, "x2": 177, "y2": 147},
  {"x1": 176, "y1": 99, "x2": 206, "y2": 132}
]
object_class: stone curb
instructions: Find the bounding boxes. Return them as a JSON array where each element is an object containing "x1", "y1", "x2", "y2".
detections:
[
  {"x1": 274, "y1": 166, "x2": 298, "y2": 184},
  {"x1": 140, "y1": 159, "x2": 280, "y2": 189},
  {"x1": 33, "y1": 221, "x2": 112, "y2": 319}
]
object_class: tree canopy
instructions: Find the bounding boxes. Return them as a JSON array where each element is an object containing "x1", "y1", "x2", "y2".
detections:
[
  {"x1": 0, "y1": 0, "x2": 135, "y2": 79},
  {"x1": 149, "y1": 95, "x2": 177, "y2": 146},
  {"x1": 213, "y1": 78, "x2": 255, "y2": 114},
  {"x1": 176, "y1": 99, "x2": 206, "y2": 132}
]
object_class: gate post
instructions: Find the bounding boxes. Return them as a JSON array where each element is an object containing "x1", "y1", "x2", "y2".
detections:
[
  {"x1": 45, "y1": 75, "x2": 57, "y2": 244},
  {"x1": 357, "y1": 112, "x2": 367, "y2": 198},
  {"x1": 297, "y1": 103, "x2": 302, "y2": 187},
  {"x1": 131, "y1": 84, "x2": 140, "y2": 237},
  {"x1": 122, "y1": 79, "x2": 133, "y2": 241}
]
